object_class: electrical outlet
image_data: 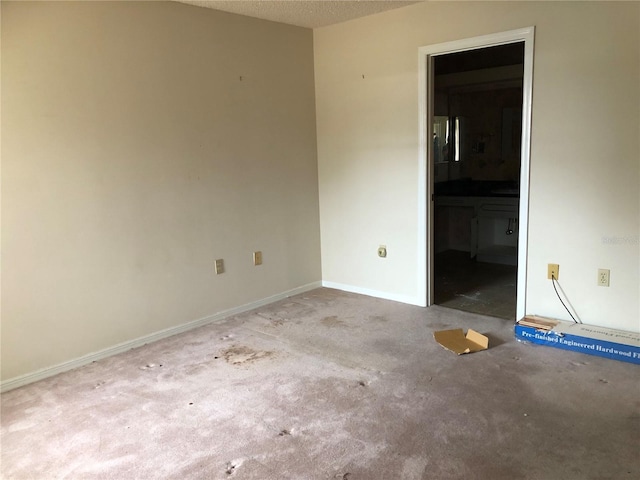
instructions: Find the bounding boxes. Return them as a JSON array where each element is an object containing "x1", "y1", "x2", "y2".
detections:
[
  {"x1": 378, "y1": 245, "x2": 387, "y2": 258},
  {"x1": 215, "y1": 259, "x2": 225, "y2": 274},
  {"x1": 547, "y1": 263, "x2": 559, "y2": 280},
  {"x1": 253, "y1": 251, "x2": 262, "y2": 266},
  {"x1": 598, "y1": 268, "x2": 610, "y2": 287}
]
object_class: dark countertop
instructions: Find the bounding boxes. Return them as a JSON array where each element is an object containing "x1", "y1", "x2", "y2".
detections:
[{"x1": 435, "y1": 179, "x2": 519, "y2": 198}]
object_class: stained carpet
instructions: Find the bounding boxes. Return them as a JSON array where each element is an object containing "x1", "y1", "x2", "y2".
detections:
[{"x1": 2, "y1": 288, "x2": 638, "y2": 479}]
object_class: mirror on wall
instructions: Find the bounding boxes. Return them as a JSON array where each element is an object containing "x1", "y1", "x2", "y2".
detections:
[
  {"x1": 501, "y1": 107, "x2": 522, "y2": 163},
  {"x1": 433, "y1": 115, "x2": 464, "y2": 164},
  {"x1": 433, "y1": 116, "x2": 448, "y2": 164}
]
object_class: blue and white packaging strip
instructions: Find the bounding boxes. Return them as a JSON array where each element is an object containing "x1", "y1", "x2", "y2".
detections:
[{"x1": 515, "y1": 318, "x2": 640, "y2": 365}]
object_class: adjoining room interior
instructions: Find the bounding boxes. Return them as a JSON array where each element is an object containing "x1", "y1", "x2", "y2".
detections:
[
  {"x1": 434, "y1": 249, "x2": 517, "y2": 319},
  {"x1": 433, "y1": 43, "x2": 524, "y2": 320},
  {"x1": 2, "y1": 1, "x2": 639, "y2": 478}
]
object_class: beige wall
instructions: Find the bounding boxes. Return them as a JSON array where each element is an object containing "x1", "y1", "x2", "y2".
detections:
[
  {"x1": 3, "y1": 0, "x2": 639, "y2": 383},
  {"x1": 1, "y1": 1, "x2": 321, "y2": 381},
  {"x1": 315, "y1": 1, "x2": 639, "y2": 330}
]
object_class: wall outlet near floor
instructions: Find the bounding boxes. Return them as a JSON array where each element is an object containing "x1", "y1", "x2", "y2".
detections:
[
  {"x1": 598, "y1": 268, "x2": 610, "y2": 287},
  {"x1": 547, "y1": 263, "x2": 559, "y2": 280},
  {"x1": 378, "y1": 245, "x2": 387, "y2": 258},
  {"x1": 253, "y1": 251, "x2": 262, "y2": 266},
  {"x1": 215, "y1": 259, "x2": 225, "y2": 274}
]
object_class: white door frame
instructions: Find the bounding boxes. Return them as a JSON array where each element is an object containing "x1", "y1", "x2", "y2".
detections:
[{"x1": 417, "y1": 27, "x2": 535, "y2": 320}]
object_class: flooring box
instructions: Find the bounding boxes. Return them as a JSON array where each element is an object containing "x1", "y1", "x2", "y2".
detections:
[{"x1": 515, "y1": 316, "x2": 640, "y2": 365}]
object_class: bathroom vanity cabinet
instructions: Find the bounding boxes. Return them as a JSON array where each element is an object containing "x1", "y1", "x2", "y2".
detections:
[{"x1": 435, "y1": 194, "x2": 519, "y2": 265}]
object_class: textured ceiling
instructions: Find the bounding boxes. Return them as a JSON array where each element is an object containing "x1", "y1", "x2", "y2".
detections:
[{"x1": 175, "y1": 0, "x2": 422, "y2": 29}]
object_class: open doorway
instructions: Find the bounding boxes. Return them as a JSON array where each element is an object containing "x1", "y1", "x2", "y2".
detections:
[
  {"x1": 418, "y1": 28, "x2": 534, "y2": 320},
  {"x1": 433, "y1": 43, "x2": 524, "y2": 319}
]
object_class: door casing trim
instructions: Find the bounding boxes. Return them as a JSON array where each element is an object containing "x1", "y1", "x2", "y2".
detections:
[{"x1": 417, "y1": 27, "x2": 535, "y2": 320}]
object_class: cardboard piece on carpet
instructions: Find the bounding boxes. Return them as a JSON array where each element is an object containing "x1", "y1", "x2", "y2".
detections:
[{"x1": 434, "y1": 328, "x2": 489, "y2": 355}]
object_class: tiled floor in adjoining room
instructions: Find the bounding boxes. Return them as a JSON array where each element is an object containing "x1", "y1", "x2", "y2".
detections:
[{"x1": 434, "y1": 249, "x2": 517, "y2": 320}]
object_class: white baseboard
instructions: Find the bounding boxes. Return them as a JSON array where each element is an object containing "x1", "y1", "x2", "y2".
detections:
[
  {"x1": 322, "y1": 281, "x2": 424, "y2": 307},
  {"x1": 0, "y1": 281, "x2": 322, "y2": 393}
]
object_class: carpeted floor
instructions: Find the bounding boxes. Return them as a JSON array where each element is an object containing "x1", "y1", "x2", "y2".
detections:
[{"x1": 2, "y1": 288, "x2": 639, "y2": 479}]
